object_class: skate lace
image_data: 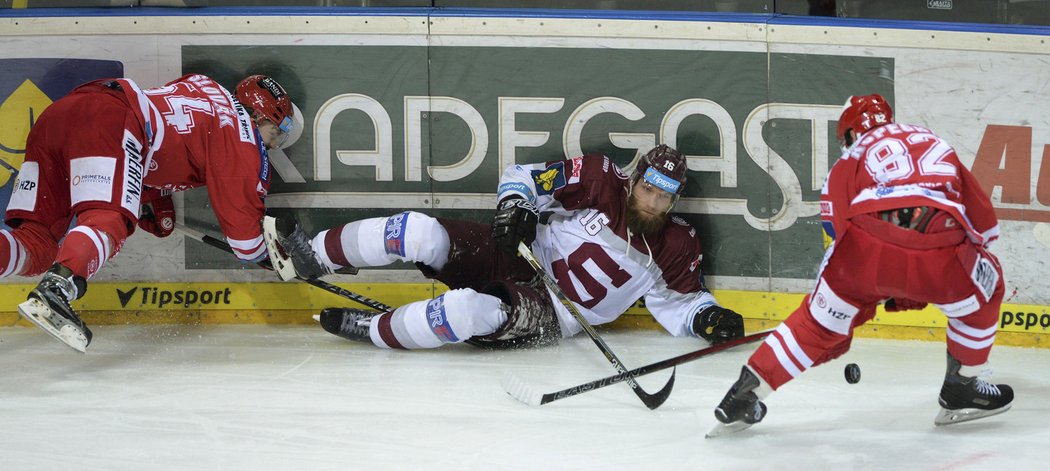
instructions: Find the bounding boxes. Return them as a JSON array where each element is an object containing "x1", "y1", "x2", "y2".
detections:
[
  {"x1": 43, "y1": 272, "x2": 77, "y2": 305},
  {"x1": 340, "y1": 313, "x2": 371, "y2": 335},
  {"x1": 974, "y1": 367, "x2": 1001, "y2": 396}
]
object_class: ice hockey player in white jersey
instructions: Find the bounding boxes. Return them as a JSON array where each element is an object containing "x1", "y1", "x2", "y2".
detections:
[{"x1": 266, "y1": 145, "x2": 746, "y2": 350}]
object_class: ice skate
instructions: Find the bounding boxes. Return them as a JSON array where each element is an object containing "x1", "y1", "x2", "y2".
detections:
[
  {"x1": 934, "y1": 352, "x2": 1013, "y2": 426},
  {"x1": 707, "y1": 366, "x2": 768, "y2": 438},
  {"x1": 318, "y1": 307, "x2": 378, "y2": 342},
  {"x1": 17, "y1": 264, "x2": 92, "y2": 353}
]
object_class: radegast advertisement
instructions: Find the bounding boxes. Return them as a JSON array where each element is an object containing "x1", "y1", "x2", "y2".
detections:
[{"x1": 181, "y1": 45, "x2": 893, "y2": 280}]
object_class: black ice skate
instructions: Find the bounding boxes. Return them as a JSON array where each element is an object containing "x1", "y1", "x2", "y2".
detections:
[
  {"x1": 262, "y1": 215, "x2": 352, "y2": 281},
  {"x1": 934, "y1": 352, "x2": 1013, "y2": 426},
  {"x1": 17, "y1": 264, "x2": 93, "y2": 353},
  {"x1": 707, "y1": 366, "x2": 768, "y2": 438},
  {"x1": 316, "y1": 308, "x2": 378, "y2": 342}
]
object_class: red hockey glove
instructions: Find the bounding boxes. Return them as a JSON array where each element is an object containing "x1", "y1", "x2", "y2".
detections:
[
  {"x1": 885, "y1": 298, "x2": 927, "y2": 312},
  {"x1": 138, "y1": 188, "x2": 175, "y2": 238}
]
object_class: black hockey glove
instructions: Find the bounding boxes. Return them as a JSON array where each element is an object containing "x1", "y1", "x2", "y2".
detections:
[
  {"x1": 492, "y1": 196, "x2": 539, "y2": 255},
  {"x1": 693, "y1": 305, "x2": 745, "y2": 344}
]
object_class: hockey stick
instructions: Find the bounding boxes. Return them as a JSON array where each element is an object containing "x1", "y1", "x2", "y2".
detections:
[
  {"x1": 516, "y1": 241, "x2": 675, "y2": 410},
  {"x1": 503, "y1": 328, "x2": 772, "y2": 406},
  {"x1": 174, "y1": 223, "x2": 392, "y2": 312}
]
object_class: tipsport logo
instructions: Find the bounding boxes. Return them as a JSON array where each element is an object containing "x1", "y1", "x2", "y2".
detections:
[{"x1": 116, "y1": 286, "x2": 233, "y2": 309}]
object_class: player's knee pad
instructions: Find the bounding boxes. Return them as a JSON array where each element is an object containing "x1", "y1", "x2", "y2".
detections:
[
  {"x1": 322, "y1": 211, "x2": 450, "y2": 269},
  {"x1": 370, "y1": 288, "x2": 506, "y2": 349}
]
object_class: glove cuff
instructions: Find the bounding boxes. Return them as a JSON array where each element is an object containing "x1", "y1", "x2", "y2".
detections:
[
  {"x1": 689, "y1": 303, "x2": 717, "y2": 337},
  {"x1": 497, "y1": 197, "x2": 539, "y2": 215}
]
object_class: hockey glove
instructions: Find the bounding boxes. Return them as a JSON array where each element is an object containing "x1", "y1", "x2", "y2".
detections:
[
  {"x1": 138, "y1": 188, "x2": 175, "y2": 238},
  {"x1": 492, "y1": 196, "x2": 539, "y2": 254},
  {"x1": 885, "y1": 298, "x2": 927, "y2": 312},
  {"x1": 693, "y1": 305, "x2": 745, "y2": 344}
]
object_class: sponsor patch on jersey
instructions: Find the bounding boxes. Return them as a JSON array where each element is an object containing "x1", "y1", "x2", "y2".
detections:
[
  {"x1": 426, "y1": 295, "x2": 459, "y2": 342},
  {"x1": 689, "y1": 254, "x2": 702, "y2": 272},
  {"x1": 568, "y1": 157, "x2": 583, "y2": 184},
  {"x1": 8, "y1": 161, "x2": 39, "y2": 212},
  {"x1": 257, "y1": 134, "x2": 270, "y2": 183},
  {"x1": 874, "y1": 186, "x2": 895, "y2": 198},
  {"x1": 119, "y1": 130, "x2": 145, "y2": 214},
  {"x1": 383, "y1": 211, "x2": 410, "y2": 257},
  {"x1": 70, "y1": 156, "x2": 117, "y2": 207},
  {"x1": 233, "y1": 99, "x2": 254, "y2": 144},
  {"x1": 971, "y1": 257, "x2": 999, "y2": 302},
  {"x1": 532, "y1": 162, "x2": 567, "y2": 195},
  {"x1": 809, "y1": 280, "x2": 858, "y2": 335},
  {"x1": 820, "y1": 201, "x2": 833, "y2": 217}
]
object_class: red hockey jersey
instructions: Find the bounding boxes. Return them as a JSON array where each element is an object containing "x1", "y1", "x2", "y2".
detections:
[
  {"x1": 110, "y1": 74, "x2": 270, "y2": 262},
  {"x1": 821, "y1": 123, "x2": 999, "y2": 248}
]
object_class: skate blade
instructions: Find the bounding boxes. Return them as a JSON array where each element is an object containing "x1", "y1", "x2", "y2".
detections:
[
  {"x1": 934, "y1": 404, "x2": 1012, "y2": 426},
  {"x1": 705, "y1": 421, "x2": 754, "y2": 439},
  {"x1": 17, "y1": 299, "x2": 88, "y2": 353}
]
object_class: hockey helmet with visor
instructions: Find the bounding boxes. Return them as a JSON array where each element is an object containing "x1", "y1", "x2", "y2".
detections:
[{"x1": 236, "y1": 75, "x2": 295, "y2": 145}]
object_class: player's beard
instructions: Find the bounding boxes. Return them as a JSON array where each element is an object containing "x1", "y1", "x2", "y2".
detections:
[{"x1": 626, "y1": 195, "x2": 668, "y2": 237}]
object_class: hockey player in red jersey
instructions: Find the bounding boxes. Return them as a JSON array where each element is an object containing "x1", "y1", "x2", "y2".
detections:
[
  {"x1": 1, "y1": 73, "x2": 294, "y2": 352},
  {"x1": 709, "y1": 94, "x2": 1011, "y2": 437},
  {"x1": 266, "y1": 145, "x2": 746, "y2": 350}
]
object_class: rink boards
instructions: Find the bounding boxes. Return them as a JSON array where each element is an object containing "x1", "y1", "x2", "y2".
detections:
[
  {"x1": 0, "y1": 282, "x2": 1046, "y2": 348},
  {"x1": 0, "y1": 10, "x2": 1048, "y2": 348}
]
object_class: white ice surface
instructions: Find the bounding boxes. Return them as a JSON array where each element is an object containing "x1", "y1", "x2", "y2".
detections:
[{"x1": 1, "y1": 325, "x2": 1046, "y2": 471}]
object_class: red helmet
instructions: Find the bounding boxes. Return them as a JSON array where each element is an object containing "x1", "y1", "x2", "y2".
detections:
[
  {"x1": 836, "y1": 94, "x2": 893, "y2": 149},
  {"x1": 235, "y1": 75, "x2": 293, "y2": 133},
  {"x1": 633, "y1": 144, "x2": 688, "y2": 196}
]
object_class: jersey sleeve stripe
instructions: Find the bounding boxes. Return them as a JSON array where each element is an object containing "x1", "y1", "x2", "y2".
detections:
[{"x1": 227, "y1": 235, "x2": 266, "y2": 261}]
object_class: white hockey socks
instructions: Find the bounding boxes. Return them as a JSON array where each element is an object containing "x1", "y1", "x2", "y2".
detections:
[
  {"x1": 369, "y1": 289, "x2": 507, "y2": 349},
  {"x1": 316, "y1": 211, "x2": 451, "y2": 272}
]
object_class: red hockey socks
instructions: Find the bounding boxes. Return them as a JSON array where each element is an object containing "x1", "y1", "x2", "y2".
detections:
[{"x1": 0, "y1": 228, "x2": 27, "y2": 278}]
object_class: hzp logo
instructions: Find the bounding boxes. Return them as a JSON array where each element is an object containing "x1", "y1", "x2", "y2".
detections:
[{"x1": 16, "y1": 178, "x2": 34, "y2": 191}]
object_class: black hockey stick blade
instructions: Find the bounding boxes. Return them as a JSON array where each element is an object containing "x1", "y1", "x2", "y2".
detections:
[
  {"x1": 174, "y1": 223, "x2": 391, "y2": 312},
  {"x1": 517, "y1": 241, "x2": 675, "y2": 409},
  {"x1": 503, "y1": 329, "x2": 772, "y2": 407}
]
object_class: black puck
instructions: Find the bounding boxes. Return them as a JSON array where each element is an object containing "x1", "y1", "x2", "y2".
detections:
[{"x1": 844, "y1": 363, "x2": 861, "y2": 384}]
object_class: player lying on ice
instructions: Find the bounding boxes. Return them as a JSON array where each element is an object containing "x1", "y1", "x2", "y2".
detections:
[
  {"x1": 708, "y1": 94, "x2": 1012, "y2": 437},
  {"x1": 265, "y1": 145, "x2": 747, "y2": 350},
  {"x1": 3, "y1": 74, "x2": 295, "y2": 352}
]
